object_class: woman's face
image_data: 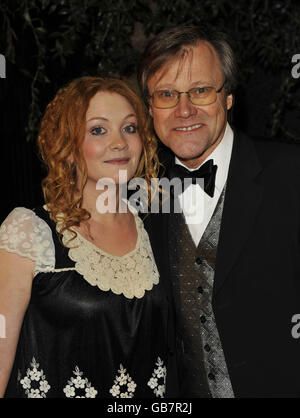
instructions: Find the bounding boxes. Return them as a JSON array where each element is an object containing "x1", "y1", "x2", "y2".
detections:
[{"x1": 81, "y1": 91, "x2": 143, "y2": 186}]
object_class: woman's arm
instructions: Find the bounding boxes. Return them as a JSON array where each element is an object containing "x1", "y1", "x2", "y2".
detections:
[{"x1": 0, "y1": 249, "x2": 34, "y2": 397}]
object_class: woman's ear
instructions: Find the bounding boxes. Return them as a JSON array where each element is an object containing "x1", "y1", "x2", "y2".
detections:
[{"x1": 149, "y1": 107, "x2": 153, "y2": 117}]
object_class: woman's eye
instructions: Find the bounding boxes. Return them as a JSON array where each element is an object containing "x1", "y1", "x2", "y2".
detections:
[
  {"x1": 90, "y1": 126, "x2": 106, "y2": 135},
  {"x1": 123, "y1": 124, "x2": 137, "y2": 133}
]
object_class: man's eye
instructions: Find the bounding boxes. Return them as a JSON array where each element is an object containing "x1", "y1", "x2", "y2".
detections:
[
  {"x1": 124, "y1": 124, "x2": 137, "y2": 133},
  {"x1": 91, "y1": 126, "x2": 106, "y2": 135},
  {"x1": 195, "y1": 87, "x2": 206, "y2": 94},
  {"x1": 157, "y1": 90, "x2": 174, "y2": 99},
  {"x1": 162, "y1": 90, "x2": 174, "y2": 98}
]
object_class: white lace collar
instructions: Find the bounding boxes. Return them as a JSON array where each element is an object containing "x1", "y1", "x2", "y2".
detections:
[{"x1": 55, "y1": 213, "x2": 160, "y2": 299}]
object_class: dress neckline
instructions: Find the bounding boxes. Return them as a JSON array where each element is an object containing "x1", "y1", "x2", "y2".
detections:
[
  {"x1": 41, "y1": 204, "x2": 159, "y2": 299},
  {"x1": 69, "y1": 214, "x2": 141, "y2": 259},
  {"x1": 43, "y1": 204, "x2": 141, "y2": 259}
]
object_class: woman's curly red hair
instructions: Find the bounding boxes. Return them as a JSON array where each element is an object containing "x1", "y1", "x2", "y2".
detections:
[{"x1": 38, "y1": 76, "x2": 159, "y2": 234}]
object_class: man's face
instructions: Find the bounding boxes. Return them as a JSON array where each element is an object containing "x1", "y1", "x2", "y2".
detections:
[{"x1": 147, "y1": 42, "x2": 233, "y2": 168}]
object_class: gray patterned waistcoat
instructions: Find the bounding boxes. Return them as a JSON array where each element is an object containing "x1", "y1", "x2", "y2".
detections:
[{"x1": 168, "y1": 187, "x2": 234, "y2": 398}]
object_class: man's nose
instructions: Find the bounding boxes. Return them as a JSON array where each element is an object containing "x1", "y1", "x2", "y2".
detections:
[
  {"x1": 174, "y1": 93, "x2": 197, "y2": 118},
  {"x1": 109, "y1": 132, "x2": 128, "y2": 150}
]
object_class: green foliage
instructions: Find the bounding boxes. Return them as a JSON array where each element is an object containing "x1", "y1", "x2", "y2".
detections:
[{"x1": 0, "y1": 0, "x2": 299, "y2": 141}]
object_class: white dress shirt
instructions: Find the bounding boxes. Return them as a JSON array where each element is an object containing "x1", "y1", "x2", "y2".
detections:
[{"x1": 174, "y1": 123, "x2": 234, "y2": 246}]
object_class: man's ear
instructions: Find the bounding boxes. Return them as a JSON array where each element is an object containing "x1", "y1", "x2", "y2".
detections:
[
  {"x1": 149, "y1": 106, "x2": 153, "y2": 117},
  {"x1": 226, "y1": 94, "x2": 233, "y2": 111}
]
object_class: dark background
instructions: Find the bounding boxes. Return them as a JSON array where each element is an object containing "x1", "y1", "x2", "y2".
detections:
[{"x1": 0, "y1": 0, "x2": 300, "y2": 222}]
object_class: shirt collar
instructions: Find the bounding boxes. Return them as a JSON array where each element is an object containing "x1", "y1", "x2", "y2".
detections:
[{"x1": 174, "y1": 122, "x2": 234, "y2": 194}]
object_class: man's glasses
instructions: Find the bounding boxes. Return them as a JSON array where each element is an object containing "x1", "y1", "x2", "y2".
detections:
[{"x1": 149, "y1": 82, "x2": 225, "y2": 109}]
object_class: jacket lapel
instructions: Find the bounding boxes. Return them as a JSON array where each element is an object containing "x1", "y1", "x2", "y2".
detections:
[
  {"x1": 142, "y1": 211, "x2": 171, "y2": 295},
  {"x1": 213, "y1": 131, "x2": 263, "y2": 297}
]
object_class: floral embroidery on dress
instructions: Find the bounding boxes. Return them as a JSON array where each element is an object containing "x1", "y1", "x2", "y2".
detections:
[
  {"x1": 56, "y1": 214, "x2": 159, "y2": 299},
  {"x1": 62, "y1": 366, "x2": 98, "y2": 398},
  {"x1": 109, "y1": 364, "x2": 137, "y2": 398},
  {"x1": 147, "y1": 357, "x2": 166, "y2": 398},
  {"x1": 19, "y1": 357, "x2": 51, "y2": 398}
]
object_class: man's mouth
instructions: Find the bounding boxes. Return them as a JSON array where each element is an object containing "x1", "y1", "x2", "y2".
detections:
[{"x1": 174, "y1": 123, "x2": 203, "y2": 132}]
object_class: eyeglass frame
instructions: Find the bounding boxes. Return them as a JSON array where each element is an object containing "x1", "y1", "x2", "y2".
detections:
[{"x1": 148, "y1": 82, "x2": 226, "y2": 109}]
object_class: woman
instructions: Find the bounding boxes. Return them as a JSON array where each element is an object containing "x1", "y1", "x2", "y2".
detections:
[{"x1": 0, "y1": 77, "x2": 177, "y2": 398}]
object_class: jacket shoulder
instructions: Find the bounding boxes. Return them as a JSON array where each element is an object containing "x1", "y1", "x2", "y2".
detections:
[{"x1": 235, "y1": 130, "x2": 300, "y2": 167}]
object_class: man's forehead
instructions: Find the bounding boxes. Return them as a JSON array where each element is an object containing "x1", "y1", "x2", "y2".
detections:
[{"x1": 148, "y1": 41, "x2": 222, "y2": 89}]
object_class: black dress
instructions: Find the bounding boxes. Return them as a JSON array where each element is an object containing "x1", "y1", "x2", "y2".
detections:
[{"x1": 1, "y1": 206, "x2": 178, "y2": 398}]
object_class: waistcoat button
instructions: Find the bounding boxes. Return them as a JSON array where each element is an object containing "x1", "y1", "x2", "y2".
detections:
[
  {"x1": 197, "y1": 286, "x2": 204, "y2": 294},
  {"x1": 195, "y1": 257, "x2": 203, "y2": 265}
]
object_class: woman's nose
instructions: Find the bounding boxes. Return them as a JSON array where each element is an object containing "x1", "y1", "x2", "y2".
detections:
[{"x1": 109, "y1": 132, "x2": 128, "y2": 150}]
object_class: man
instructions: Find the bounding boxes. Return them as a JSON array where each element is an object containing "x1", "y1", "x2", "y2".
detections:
[{"x1": 138, "y1": 26, "x2": 300, "y2": 398}]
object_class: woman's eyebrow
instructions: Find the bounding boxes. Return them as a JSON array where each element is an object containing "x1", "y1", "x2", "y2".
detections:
[{"x1": 86, "y1": 116, "x2": 109, "y2": 122}]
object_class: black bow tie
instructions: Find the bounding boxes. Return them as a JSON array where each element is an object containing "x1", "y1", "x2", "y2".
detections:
[{"x1": 168, "y1": 159, "x2": 217, "y2": 197}]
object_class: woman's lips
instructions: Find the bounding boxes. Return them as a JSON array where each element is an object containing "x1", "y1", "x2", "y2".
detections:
[{"x1": 104, "y1": 158, "x2": 130, "y2": 165}]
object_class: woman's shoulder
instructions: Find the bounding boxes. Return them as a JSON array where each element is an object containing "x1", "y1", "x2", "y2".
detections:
[
  {"x1": 0, "y1": 206, "x2": 55, "y2": 264},
  {"x1": 2, "y1": 206, "x2": 35, "y2": 221},
  {"x1": 1, "y1": 205, "x2": 53, "y2": 231},
  {"x1": 31, "y1": 205, "x2": 52, "y2": 223}
]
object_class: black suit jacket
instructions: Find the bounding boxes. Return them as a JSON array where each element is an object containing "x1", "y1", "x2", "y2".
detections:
[{"x1": 144, "y1": 130, "x2": 300, "y2": 397}]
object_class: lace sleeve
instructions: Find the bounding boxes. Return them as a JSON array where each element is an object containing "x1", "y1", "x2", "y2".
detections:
[{"x1": 0, "y1": 207, "x2": 55, "y2": 274}]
